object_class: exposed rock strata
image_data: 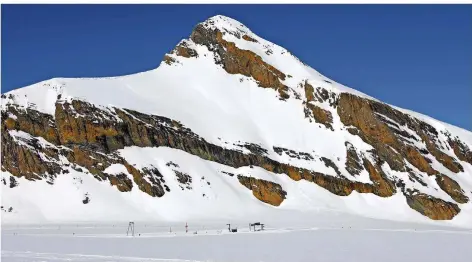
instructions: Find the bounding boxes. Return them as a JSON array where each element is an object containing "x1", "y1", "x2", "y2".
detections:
[
  {"x1": 435, "y1": 174, "x2": 469, "y2": 204},
  {"x1": 237, "y1": 175, "x2": 286, "y2": 206},
  {"x1": 405, "y1": 192, "x2": 460, "y2": 220}
]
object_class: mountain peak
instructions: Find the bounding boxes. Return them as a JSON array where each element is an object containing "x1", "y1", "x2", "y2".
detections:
[
  {"x1": 2, "y1": 13, "x2": 472, "y2": 227},
  {"x1": 199, "y1": 15, "x2": 252, "y2": 34}
]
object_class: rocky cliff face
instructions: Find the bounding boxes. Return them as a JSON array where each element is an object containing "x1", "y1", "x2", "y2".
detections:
[{"x1": 2, "y1": 15, "x2": 471, "y2": 224}]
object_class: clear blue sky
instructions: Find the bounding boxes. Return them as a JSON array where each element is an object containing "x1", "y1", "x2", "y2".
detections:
[{"x1": 2, "y1": 4, "x2": 471, "y2": 130}]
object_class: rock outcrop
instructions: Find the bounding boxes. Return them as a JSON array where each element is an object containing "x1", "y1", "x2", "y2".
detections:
[
  {"x1": 447, "y1": 135, "x2": 472, "y2": 165},
  {"x1": 336, "y1": 93, "x2": 467, "y2": 178},
  {"x1": 237, "y1": 175, "x2": 286, "y2": 206},
  {"x1": 190, "y1": 23, "x2": 290, "y2": 100},
  {"x1": 306, "y1": 103, "x2": 333, "y2": 130},
  {"x1": 405, "y1": 192, "x2": 460, "y2": 220},
  {"x1": 435, "y1": 174, "x2": 469, "y2": 204},
  {"x1": 344, "y1": 142, "x2": 363, "y2": 177}
]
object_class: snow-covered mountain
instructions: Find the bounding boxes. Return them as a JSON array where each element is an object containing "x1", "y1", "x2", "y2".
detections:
[{"x1": 2, "y1": 15, "x2": 472, "y2": 227}]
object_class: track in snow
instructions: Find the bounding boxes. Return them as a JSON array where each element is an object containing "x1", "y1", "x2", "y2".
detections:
[{"x1": 1, "y1": 251, "x2": 200, "y2": 262}]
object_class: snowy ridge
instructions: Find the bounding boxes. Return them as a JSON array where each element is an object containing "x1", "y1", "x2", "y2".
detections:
[{"x1": 202, "y1": 15, "x2": 374, "y2": 99}]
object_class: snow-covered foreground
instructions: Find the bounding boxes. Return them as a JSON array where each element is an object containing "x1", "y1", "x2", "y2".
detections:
[{"x1": 2, "y1": 215, "x2": 472, "y2": 262}]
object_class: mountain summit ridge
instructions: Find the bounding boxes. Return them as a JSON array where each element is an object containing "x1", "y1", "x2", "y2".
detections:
[{"x1": 2, "y1": 15, "x2": 472, "y2": 227}]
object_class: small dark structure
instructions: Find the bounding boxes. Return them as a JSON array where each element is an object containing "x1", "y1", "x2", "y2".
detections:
[
  {"x1": 127, "y1": 222, "x2": 135, "y2": 236},
  {"x1": 249, "y1": 222, "x2": 265, "y2": 232},
  {"x1": 226, "y1": 223, "x2": 238, "y2": 233}
]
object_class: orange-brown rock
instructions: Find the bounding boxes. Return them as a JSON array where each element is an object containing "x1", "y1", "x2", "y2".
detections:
[
  {"x1": 405, "y1": 193, "x2": 460, "y2": 220},
  {"x1": 163, "y1": 55, "x2": 176, "y2": 65},
  {"x1": 286, "y1": 166, "x2": 302, "y2": 181},
  {"x1": 345, "y1": 142, "x2": 363, "y2": 177},
  {"x1": 123, "y1": 162, "x2": 165, "y2": 197},
  {"x1": 237, "y1": 175, "x2": 286, "y2": 206},
  {"x1": 242, "y1": 34, "x2": 258, "y2": 42},
  {"x1": 3, "y1": 105, "x2": 60, "y2": 144},
  {"x1": 4, "y1": 117, "x2": 16, "y2": 130},
  {"x1": 337, "y1": 93, "x2": 406, "y2": 171},
  {"x1": 215, "y1": 31, "x2": 286, "y2": 89},
  {"x1": 191, "y1": 25, "x2": 287, "y2": 96},
  {"x1": 448, "y1": 137, "x2": 472, "y2": 165},
  {"x1": 363, "y1": 158, "x2": 396, "y2": 197},
  {"x1": 55, "y1": 102, "x2": 119, "y2": 145},
  {"x1": 359, "y1": 94, "x2": 463, "y2": 175},
  {"x1": 1, "y1": 123, "x2": 62, "y2": 180},
  {"x1": 109, "y1": 173, "x2": 133, "y2": 192},
  {"x1": 65, "y1": 146, "x2": 110, "y2": 179},
  {"x1": 404, "y1": 146, "x2": 438, "y2": 175},
  {"x1": 337, "y1": 94, "x2": 398, "y2": 147},
  {"x1": 260, "y1": 160, "x2": 376, "y2": 197},
  {"x1": 63, "y1": 145, "x2": 164, "y2": 196},
  {"x1": 114, "y1": 109, "x2": 154, "y2": 148},
  {"x1": 435, "y1": 174, "x2": 469, "y2": 204},
  {"x1": 173, "y1": 42, "x2": 198, "y2": 58},
  {"x1": 277, "y1": 86, "x2": 290, "y2": 100},
  {"x1": 306, "y1": 103, "x2": 333, "y2": 129},
  {"x1": 303, "y1": 82, "x2": 335, "y2": 127},
  {"x1": 304, "y1": 81, "x2": 315, "y2": 102},
  {"x1": 336, "y1": 93, "x2": 454, "y2": 177},
  {"x1": 420, "y1": 134, "x2": 463, "y2": 173},
  {"x1": 310, "y1": 172, "x2": 356, "y2": 196},
  {"x1": 7, "y1": 141, "x2": 50, "y2": 180}
]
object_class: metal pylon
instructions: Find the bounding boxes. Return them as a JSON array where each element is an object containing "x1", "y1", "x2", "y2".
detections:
[{"x1": 127, "y1": 222, "x2": 135, "y2": 236}]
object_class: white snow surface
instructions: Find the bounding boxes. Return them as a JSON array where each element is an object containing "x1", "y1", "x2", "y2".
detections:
[
  {"x1": 2, "y1": 219, "x2": 472, "y2": 262},
  {"x1": 2, "y1": 15, "x2": 472, "y2": 228}
]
